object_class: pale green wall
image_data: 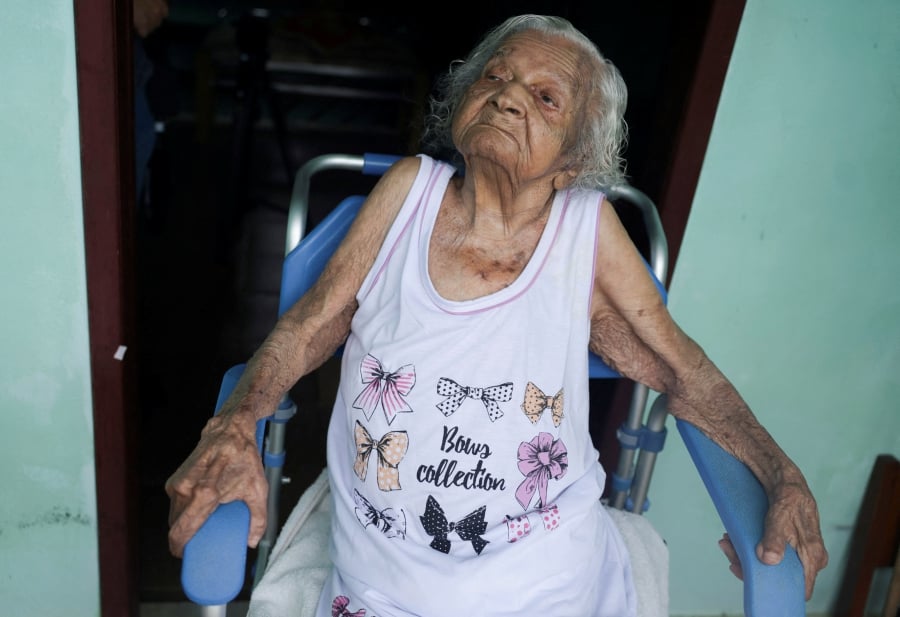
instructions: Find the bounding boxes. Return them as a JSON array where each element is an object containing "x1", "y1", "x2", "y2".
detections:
[
  {"x1": 0, "y1": 1, "x2": 100, "y2": 615},
  {"x1": 646, "y1": 0, "x2": 900, "y2": 614}
]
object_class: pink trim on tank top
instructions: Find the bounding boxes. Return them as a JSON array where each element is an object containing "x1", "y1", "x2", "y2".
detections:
[
  {"x1": 426, "y1": 189, "x2": 573, "y2": 316},
  {"x1": 357, "y1": 158, "x2": 447, "y2": 302}
]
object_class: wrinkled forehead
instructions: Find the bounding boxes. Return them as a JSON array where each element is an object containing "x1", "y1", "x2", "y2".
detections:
[
  {"x1": 491, "y1": 31, "x2": 590, "y2": 96},
  {"x1": 493, "y1": 30, "x2": 582, "y2": 59}
]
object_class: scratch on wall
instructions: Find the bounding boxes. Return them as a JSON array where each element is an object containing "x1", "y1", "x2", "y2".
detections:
[{"x1": 15, "y1": 505, "x2": 91, "y2": 530}]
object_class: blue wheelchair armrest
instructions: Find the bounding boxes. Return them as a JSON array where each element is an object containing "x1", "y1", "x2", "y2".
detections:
[
  {"x1": 181, "y1": 500, "x2": 251, "y2": 605},
  {"x1": 676, "y1": 419, "x2": 806, "y2": 616},
  {"x1": 181, "y1": 364, "x2": 260, "y2": 606}
]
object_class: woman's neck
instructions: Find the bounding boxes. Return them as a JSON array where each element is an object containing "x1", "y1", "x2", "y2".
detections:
[{"x1": 453, "y1": 172, "x2": 557, "y2": 240}]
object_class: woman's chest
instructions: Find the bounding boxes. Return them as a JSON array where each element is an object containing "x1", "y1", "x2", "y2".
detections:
[{"x1": 426, "y1": 203, "x2": 548, "y2": 301}]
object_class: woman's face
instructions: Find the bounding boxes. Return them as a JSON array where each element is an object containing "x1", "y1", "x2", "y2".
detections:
[{"x1": 452, "y1": 31, "x2": 585, "y2": 189}]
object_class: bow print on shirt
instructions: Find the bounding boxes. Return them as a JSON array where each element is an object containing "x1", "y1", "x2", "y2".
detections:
[
  {"x1": 515, "y1": 432, "x2": 568, "y2": 509},
  {"x1": 505, "y1": 503, "x2": 561, "y2": 543},
  {"x1": 354, "y1": 420, "x2": 408, "y2": 491},
  {"x1": 353, "y1": 489, "x2": 406, "y2": 539},
  {"x1": 352, "y1": 353, "x2": 416, "y2": 425},
  {"x1": 521, "y1": 382, "x2": 564, "y2": 427},
  {"x1": 435, "y1": 377, "x2": 513, "y2": 422},
  {"x1": 331, "y1": 595, "x2": 366, "y2": 617},
  {"x1": 420, "y1": 495, "x2": 489, "y2": 555}
]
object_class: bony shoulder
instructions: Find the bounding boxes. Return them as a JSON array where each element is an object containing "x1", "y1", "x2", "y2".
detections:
[
  {"x1": 386, "y1": 155, "x2": 423, "y2": 179},
  {"x1": 597, "y1": 196, "x2": 629, "y2": 236}
]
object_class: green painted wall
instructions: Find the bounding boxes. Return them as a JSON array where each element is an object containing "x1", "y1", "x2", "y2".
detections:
[
  {"x1": 646, "y1": 0, "x2": 900, "y2": 614},
  {"x1": 0, "y1": 1, "x2": 100, "y2": 615}
]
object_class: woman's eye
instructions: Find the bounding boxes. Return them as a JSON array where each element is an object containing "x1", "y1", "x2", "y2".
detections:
[
  {"x1": 540, "y1": 93, "x2": 557, "y2": 106},
  {"x1": 487, "y1": 74, "x2": 501, "y2": 81}
]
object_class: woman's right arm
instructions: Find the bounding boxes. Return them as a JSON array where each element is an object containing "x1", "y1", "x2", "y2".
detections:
[{"x1": 165, "y1": 156, "x2": 421, "y2": 557}]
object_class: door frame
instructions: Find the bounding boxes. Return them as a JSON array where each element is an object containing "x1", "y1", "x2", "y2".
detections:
[
  {"x1": 74, "y1": 1, "x2": 139, "y2": 615},
  {"x1": 656, "y1": 0, "x2": 747, "y2": 281}
]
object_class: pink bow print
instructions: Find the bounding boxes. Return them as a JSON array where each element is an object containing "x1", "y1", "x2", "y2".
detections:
[
  {"x1": 352, "y1": 354, "x2": 416, "y2": 425},
  {"x1": 515, "y1": 432, "x2": 568, "y2": 510},
  {"x1": 332, "y1": 595, "x2": 365, "y2": 617},
  {"x1": 505, "y1": 503, "x2": 560, "y2": 543}
]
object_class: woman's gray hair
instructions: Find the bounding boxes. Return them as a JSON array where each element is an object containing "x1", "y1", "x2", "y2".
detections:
[{"x1": 421, "y1": 14, "x2": 629, "y2": 189}]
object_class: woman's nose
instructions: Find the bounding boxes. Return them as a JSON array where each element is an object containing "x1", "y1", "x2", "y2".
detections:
[{"x1": 489, "y1": 82, "x2": 526, "y2": 116}]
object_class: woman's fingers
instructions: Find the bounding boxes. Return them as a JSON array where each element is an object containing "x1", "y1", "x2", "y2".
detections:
[
  {"x1": 718, "y1": 533, "x2": 744, "y2": 580},
  {"x1": 166, "y1": 482, "x2": 221, "y2": 557},
  {"x1": 760, "y1": 485, "x2": 829, "y2": 600},
  {"x1": 165, "y1": 418, "x2": 269, "y2": 557}
]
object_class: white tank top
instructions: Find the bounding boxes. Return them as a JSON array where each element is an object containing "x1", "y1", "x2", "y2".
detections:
[{"x1": 319, "y1": 155, "x2": 635, "y2": 617}]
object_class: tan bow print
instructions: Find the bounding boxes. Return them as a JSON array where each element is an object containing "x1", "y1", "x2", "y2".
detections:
[
  {"x1": 354, "y1": 420, "x2": 408, "y2": 491},
  {"x1": 520, "y1": 382, "x2": 564, "y2": 427}
]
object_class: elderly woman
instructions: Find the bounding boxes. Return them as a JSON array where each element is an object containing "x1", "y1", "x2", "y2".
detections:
[{"x1": 167, "y1": 14, "x2": 827, "y2": 616}]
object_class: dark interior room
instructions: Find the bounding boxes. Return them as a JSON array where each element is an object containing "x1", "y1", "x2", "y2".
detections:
[{"x1": 132, "y1": 0, "x2": 718, "y2": 603}]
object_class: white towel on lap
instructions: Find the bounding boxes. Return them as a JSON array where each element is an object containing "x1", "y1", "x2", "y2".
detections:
[
  {"x1": 247, "y1": 470, "x2": 332, "y2": 617},
  {"x1": 605, "y1": 505, "x2": 669, "y2": 617},
  {"x1": 247, "y1": 469, "x2": 668, "y2": 617}
]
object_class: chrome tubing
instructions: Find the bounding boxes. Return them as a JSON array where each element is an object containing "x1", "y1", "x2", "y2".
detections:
[
  {"x1": 604, "y1": 184, "x2": 669, "y2": 511},
  {"x1": 627, "y1": 394, "x2": 670, "y2": 514},
  {"x1": 286, "y1": 154, "x2": 365, "y2": 255}
]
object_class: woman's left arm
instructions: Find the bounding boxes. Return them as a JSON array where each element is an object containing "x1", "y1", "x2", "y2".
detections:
[{"x1": 589, "y1": 199, "x2": 828, "y2": 599}]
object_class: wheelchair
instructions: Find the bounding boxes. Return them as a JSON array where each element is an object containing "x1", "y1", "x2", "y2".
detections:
[{"x1": 179, "y1": 153, "x2": 805, "y2": 617}]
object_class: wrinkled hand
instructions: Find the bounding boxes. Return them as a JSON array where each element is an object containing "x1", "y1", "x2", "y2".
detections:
[
  {"x1": 165, "y1": 413, "x2": 268, "y2": 558},
  {"x1": 718, "y1": 479, "x2": 828, "y2": 600},
  {"x1": 133, "y1": 0, "x2": 169, "y2": 38}
]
